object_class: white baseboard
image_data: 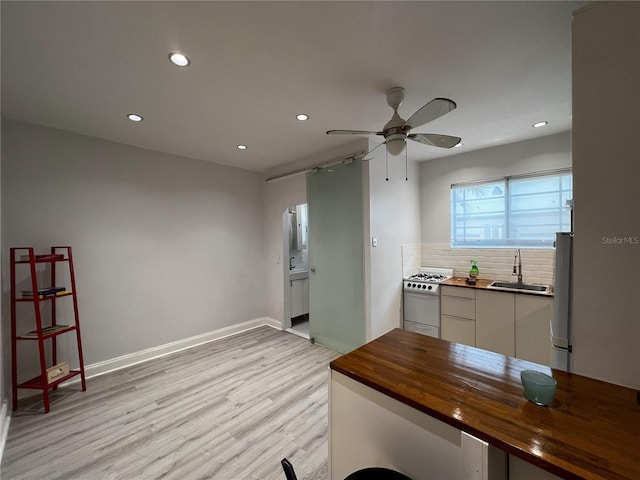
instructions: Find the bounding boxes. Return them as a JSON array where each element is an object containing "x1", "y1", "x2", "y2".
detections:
[
  {"x1": 83, "y1": 317, "x2": 282, "y2": 380},
  {"x1": 0, "y1": 400, "x2": 10, "y2": 465}
]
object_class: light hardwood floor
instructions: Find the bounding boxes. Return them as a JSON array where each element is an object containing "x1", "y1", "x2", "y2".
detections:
[{"x1": 2, "y1": 326, "x2": 340, "y2": 480}]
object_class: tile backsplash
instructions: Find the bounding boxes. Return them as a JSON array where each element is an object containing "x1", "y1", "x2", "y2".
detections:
[{"x1": 402, "y1": 243, "x2": 554, "y2": 286}]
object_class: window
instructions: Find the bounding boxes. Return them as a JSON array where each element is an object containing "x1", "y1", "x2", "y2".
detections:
[{"x1": 451, "y1": 170, "x2": 572, "y2": 248}]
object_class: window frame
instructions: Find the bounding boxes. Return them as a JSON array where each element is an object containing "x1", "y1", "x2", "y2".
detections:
[{"x1": 450, "y1": 169, "x2": 572, "y2": 249}]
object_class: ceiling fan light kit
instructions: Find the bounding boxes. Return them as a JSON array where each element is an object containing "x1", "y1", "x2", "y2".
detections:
[
  {"x1": 385, "y1": 136, "x2": 406, "y2": 156},
  {"x1": 327, "y1": 86, "x2": 461, "y2": 157}
]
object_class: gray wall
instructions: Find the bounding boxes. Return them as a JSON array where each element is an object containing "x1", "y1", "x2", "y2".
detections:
[
  {"x1": 367, "y1": 143, "x2": 421, "y2": 339},
  {"x1": 572, "y1": 2, "x2": 640, "y2": 388},
  {"x1": 2, "y1": 121, "x2": 266, "y2": 380},
  {"x1": 419, "y1": 132, "x2": 571, "y2": 243}
]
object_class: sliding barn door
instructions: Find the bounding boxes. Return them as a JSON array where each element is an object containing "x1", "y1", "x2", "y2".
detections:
[{"x1": 306, "y1": 160, "x2": 366, "y2": 353}]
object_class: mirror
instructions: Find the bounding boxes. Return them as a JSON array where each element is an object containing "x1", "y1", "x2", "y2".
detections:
[{"x1": 288, "y1": 204, "x2": 308, "y2": 251}]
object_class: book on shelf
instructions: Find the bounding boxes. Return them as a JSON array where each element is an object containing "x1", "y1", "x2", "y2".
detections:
[
  {"x1": 19, "y1": 254, "x2": 64, "y2": 262},
  {"x1": 21, "y1": 291, "x2": 70, "y2": 300},
  {"x1": 21, "y1": 287, "x2": 67, "y2": 298},
  {"x1": 21, "y1": 325, "x2": 71, "y2": 338}
]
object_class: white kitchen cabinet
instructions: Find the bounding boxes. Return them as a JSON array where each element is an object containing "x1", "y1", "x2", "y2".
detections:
[
  {"x1": 476, "y1": 290, "x2": 515, "y2": 357},
  {"x1": 441, "y1": 315, "x2": 476, "y2": 346},
  {"x1": 290, "y1": 277, "x2": 309, "y2": 318},
  {"x1": 441, "y1": 286, "x2": 475, "y2": 317},
  {"x1": 440, "y1": 286, "x2": 476, "y2": 347},
  {"x1": 515, "y1": 295, "x2": 552, "y2": 366},
  {"x1": 441, "y1": 285, "x2": 552, "y2": 363}
]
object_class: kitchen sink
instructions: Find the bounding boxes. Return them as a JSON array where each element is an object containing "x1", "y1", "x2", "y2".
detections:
[
  {"x1": 290, "y1": 269, "x2": 308, "y2": 281},
  {"x1": 487, "y1": 281, "x2": 551, "y2": 294}
]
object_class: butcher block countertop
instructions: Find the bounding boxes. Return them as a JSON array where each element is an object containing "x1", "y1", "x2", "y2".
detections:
[
  {"x1": 330, "y1": 329, "x2": 640, "y2": 480},
  {"x1": 441, "y1": 276, "x2": 554, "y2": 296},
  {"x1": 442, "y1": 277, "x2": 495, "y2": 289}
]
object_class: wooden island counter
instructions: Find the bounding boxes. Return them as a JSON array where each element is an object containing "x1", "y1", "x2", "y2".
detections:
[{"x1": 329, "y1": 329, "x2": 639, "y2": 480}]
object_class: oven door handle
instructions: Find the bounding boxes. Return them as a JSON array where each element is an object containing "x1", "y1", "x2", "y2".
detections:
[{"x1": 404, "y1": 291, "x2": 439, "y2": 297}]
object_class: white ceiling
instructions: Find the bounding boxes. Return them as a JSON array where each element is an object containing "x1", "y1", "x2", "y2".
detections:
[{"x1": 1, "y1": 1, "x2": 587, "y2": 173}]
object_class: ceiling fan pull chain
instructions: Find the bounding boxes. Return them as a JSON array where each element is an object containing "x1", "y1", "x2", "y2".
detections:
[
  {"x1": 405, "y1": 146, "x2": 408, "y2": 181},
  {"x1": 385, "y1": 147, "x2": 389, "y2": 181}
]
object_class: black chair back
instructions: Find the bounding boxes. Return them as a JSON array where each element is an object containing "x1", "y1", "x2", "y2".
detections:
[{"x1": 281, "y1": 458, "x2": 298, "y2": 480}]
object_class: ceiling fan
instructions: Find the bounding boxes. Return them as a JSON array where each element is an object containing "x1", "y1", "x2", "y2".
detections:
[{"x1": 327, "y1": 87, "x2": 461, "y2": 156}]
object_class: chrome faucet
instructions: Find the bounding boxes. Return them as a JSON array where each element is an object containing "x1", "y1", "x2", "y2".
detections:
[
  {"x1": 512, "y1": 249, "x2": 523, "y2": 284},
  {"x1": 289, "y1": 256, "x2": 295, "y2": 270}
]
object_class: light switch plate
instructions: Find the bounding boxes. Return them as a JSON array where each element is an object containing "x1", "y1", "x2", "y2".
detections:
[{"x1": 372, "y1": 237, "x2": 378, "y2": 247}]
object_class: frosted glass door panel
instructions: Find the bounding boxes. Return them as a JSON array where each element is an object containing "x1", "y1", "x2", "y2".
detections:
[{"x1": 307, "y1": 160, "x2": 366, "y2": 353}]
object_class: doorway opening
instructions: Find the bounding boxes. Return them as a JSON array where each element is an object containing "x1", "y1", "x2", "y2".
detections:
[
  {"x1": 290, "y1": 314, "x2": 309, "y2": 338},
  {"x1": 283, "y1": 203, "x2": 310, "y2": 340}
]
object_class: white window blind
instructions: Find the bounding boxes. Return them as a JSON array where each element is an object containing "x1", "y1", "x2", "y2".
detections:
[{"x1": 451, "y1": 170, "x2": 572, "y2": 248}]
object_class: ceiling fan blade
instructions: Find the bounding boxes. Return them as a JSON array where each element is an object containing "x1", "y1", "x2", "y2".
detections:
[
  {"x1": 361, "y1": 140, "x2": 386, "y2": 160},
  {"x1": 408, "y1": 133, "x2": 462, "y2": 149},
  {"x1": 404, "y1": 98, "x2": 457, "y2": 129},
  {"x1": 326, "y1": 129, "x2": 381, "y2": 136}
]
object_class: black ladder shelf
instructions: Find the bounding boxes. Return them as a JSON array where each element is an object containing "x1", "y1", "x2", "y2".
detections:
[{"x1": 10, "y1": 246, "x2": 87, "y2": 413}]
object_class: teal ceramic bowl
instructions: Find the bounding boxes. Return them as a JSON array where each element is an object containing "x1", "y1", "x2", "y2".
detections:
[{"x1": 520, "y1": 370, "x2": 557, "y2": 406}]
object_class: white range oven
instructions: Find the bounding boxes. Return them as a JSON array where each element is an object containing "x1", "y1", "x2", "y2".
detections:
[{"x1": 403, "y1": 267, "x2": 453, "y2": 338}]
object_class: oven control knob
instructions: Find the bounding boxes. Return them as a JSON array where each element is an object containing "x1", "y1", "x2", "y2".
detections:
[
  {"x1": 412, "y1": 283, "x2": 416, "y2": 288},
  {"x1": 428, "y1": 285, "x2": 432, "y2": 290},
  {"x1": 422, "y1": 285, "x2": 427, "y2": 289}
]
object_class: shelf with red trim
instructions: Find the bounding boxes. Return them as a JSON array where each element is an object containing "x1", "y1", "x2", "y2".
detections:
[
  {"x1": 10, "y1": 246, "x2": 87, "y2": 413},
  {"x1": 17, "y1": 325, "x2": 77, "y2": 340},
  {"x1": 17, "y1": 370, "x2": 82, "y2": 390}
]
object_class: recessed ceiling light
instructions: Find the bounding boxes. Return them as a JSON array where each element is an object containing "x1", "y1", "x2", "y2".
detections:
[
  {"x1": 296, "y1": 114, "x2": 309, "y2": 121},
  {"x1": 127, "y1": 113, "x2": 143, "y2": 122},
  {"x1": 169, "y1": 52, "x2": 190, "y2": 67},
  {"x1": 532, "y1": 121, "x2": 548, "y2": 128},
  {"x1": 237, "y1": 144, "x2": 247, "y2": 150}
]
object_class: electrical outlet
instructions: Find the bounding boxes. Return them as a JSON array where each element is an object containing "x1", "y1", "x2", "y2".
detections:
[{"x1": 372, "y1": 237, "x2": 378, "y2": 247}]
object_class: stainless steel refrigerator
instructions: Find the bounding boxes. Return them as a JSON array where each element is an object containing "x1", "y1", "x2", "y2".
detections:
[{"x1": 551, "y1": 232, "x2": 573, "y2": 371}]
